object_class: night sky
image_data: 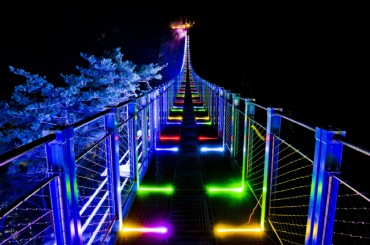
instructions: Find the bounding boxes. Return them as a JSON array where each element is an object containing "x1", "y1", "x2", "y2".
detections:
[{"x1": 0, "y1": 2, "x2": 369, "y2": 147}]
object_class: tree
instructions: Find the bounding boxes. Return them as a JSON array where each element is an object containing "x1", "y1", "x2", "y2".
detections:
[{"x1": 0, "y1": 47, "x2": 166, "y2": 173}]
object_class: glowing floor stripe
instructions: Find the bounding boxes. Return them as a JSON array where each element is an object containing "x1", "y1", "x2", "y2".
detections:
[
  {"x1": 208, "y1": 187, "x2": 243, "y2": 193},
  {"x1": 198, "y1": 136, "x2": 218, "y2": 140},
  {"x1": 156, "y1": 147, "x2": 179, "y2": 152},
  {"x1": 139, "y1": 186, "x2": 174, "y2": 193},
  {"x1": 195, "y1": 116, "x2": 210, "y2": 120},
  {"x1": 168, "y1": 116, "x2": 183, "y2": 120},
  {"x1": 200, "y1": 146, "x2": 224, "y2": 152},
  {"x1": 166, "y1": 121, "x2": 182, "y2": 125},
  {"x1": 171, "y1": 108, "x2": 183, "y2": 112},
  {"x1": 160, "y1": 136, "x2": 180, "y2": 140},
  {"x1": 122, "y1": 227, "x2": 168, "y2": 234},
  {"x1": 196, "y1": 121, "x2": 212, "y2": 125},
  {"x1": 216, "y1": 227, "x2": 262, "y2": 233}
]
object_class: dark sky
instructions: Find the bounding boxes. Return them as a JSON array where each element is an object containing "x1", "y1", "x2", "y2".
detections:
[{"x1": 0, "y1": 2, "x2": 369, "y2": 146}]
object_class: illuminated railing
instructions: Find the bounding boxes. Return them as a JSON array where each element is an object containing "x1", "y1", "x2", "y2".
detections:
[
  {"x1": 192, "y1": 70, "x2": 370, "y2": 244},
  {"x1": 0, "y1": 74, "x2": 181, "y2": 244},
  {"x1": 1, "y1": 28, "x2": 370, "y2": 245}
]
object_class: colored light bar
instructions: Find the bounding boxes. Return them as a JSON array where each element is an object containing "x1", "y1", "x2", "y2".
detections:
[
  {"x1": 195, "y1": 116, "x2": 209, "y2": 120},
  {"x1": 168, "y1": 116, "x2": 183, "y2": 120},
  {"x1": 156, "y1": 147, "x2": 179, "y2": 152},
  {"x1": 216, "y1": 227, "x2": 262, "y2": 233},
  {"x1": 200, "y1": 146, "x2": 224, "y2": 152},
  {"x1": 170, "y1": 108, "x2": 183, "y2": 112},
  {"x1": 122, "y1": 226, "x2": 168, "y2": 234},
  {"x1": 208, "y1": 187, "x2": 243, "y2": 193},
  {"x1": 166, "y1": 121, "x2": 182, "y2": 125},
  {"x1": 160, "y1": 136, "x2": 180, "y2": 140},
  {"x1": 139, "y1": 186, "x2": 174, "y2": 193},
  {"x1": 198, "y1": 136, "x2": 218, "y2": 140},
  {"x1": 194, "y1": 108, "x2": 206, "y2": 111},
  {"x1": 196, "y1": 121, "x2": 212, "y2": 125}
]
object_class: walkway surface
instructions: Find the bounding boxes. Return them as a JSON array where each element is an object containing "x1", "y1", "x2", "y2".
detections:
[{"x1": 114, "y1": 70, "x2": 278, "y2": 244}]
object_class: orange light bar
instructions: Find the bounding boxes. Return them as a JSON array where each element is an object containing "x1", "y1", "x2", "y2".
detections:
[{"x1": 198, "y1": 136, "x2": 218, "y2": 140}]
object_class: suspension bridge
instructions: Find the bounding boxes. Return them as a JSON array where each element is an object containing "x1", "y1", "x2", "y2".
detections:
[{"x1": 0, "y1": 29, "x2": 369, "y2": 245}]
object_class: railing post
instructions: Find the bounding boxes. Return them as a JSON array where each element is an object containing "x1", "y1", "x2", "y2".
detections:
[
  {"x1": 242, "y1": 99, "x2": 255, "y2": 189},
  {"x1": 212, "y1": 86, "x2": 219, "y2": 128},
  {"x1": 218, "y1": 88, "x2": 225, "y2": 140},
  {"x1": 153, "y1": 89, "x2": 161, "y2": 148},
  {"x1": 140, "y1": 94, "x2": 149, "y2": 178},
  {"x1": 305, "y1": 128, "x2": 345, "y2": 245},
  {"x1": 43, "y1": 127, "x2": 83, "y2": 245},
  {"x1": 260, "y1": 108, "x2": 282, "y2": 231},
  {"x1": 149, "y1": 91, "x2": 156, "y2": 155},
  {"x1": 232, "y1": 93, "x2": 240, "y2": 158},
  {"x1": 128, "y1": 100, "x2": 139, "y2": 190},
  {"x1": 159, "y1": 86, "x2": 164, "y2": 128},
  {"x1": 104, "y1": 107, "x2": 122, "y2": 231}
]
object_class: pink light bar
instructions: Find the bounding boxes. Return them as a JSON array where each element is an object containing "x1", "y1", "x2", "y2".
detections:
[{"x1": 122, "y1": 226, "x2": 168, "y2": 234}]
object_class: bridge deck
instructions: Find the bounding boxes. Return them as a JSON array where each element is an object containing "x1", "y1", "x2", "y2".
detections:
[{"x1": 114, "y1": 72, "x2": 278, "y2": 244}]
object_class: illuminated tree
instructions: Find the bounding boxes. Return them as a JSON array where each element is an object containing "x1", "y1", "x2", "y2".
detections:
[{"x1": 0, "y1": 47, "x2": 166, "y2": 173}]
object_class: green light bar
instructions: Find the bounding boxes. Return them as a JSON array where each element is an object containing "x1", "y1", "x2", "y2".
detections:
[
  {"x1": 138, "y1": 186, "x2": 174, "y2": 194},
  {"x1": 208, "y1": 187, "x2": 243, "y2": 193}
]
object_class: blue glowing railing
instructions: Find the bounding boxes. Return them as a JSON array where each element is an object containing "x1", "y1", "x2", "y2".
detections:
[{"x1": 0, "y1": 72, "x2": 182, "y2": 244}]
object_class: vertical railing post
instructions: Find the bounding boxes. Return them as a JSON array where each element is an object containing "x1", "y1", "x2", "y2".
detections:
[
  {"x1": 154, "y1": 89, "x2": 161, "y2": 148},
  {"x1": 104, "y1": 107, "x2": 122, "y2": 230},
  {"x1": 219, "y1": 88, "x2": 226, "y2": 145},
  {"x1": 260, "y1": 108, "x2": 282, "y2": 231},
  {"x1": 224, "y1": 90, "x2": 232, "y2": 151},
  {"x1": 140, "y1": 94, "x2": 149, "y2": 177},
  {"x1": 43, "y1": 127, "x2": 83, "y2": 245},
  {"x1": 242, "y1": 99, "x2": 255, "y2": 190},
  {"x1": 128, "y1": 100, "x2": 139, "y2": 190},
  {"x1": 159, "y1": 86, "x2": 164, "y2": 128},
  {"x1": 163, "y1": 86, "x2": 168, "y2": 124},
  {"x1": 149, "y1": 91, "x2": 156, "y2": 155},
  {"x1": 213, "y1": 87, "x2": 219, "y2": 127},
  {"x1": 232, "y1": 93, "x2": 240, "y2": 158},
  {"x1": 305, "y1": 128, "x2": 345, "y2": 245}
]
